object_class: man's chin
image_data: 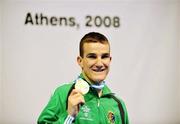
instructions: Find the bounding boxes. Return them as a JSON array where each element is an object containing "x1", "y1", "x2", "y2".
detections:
[{"x1": 92, "y1": 78, "x2": 105, "y2": 83}]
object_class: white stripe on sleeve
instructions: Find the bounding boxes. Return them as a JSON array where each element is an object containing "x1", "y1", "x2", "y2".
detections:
[{"x1": 64, "y1": 115, "x2": 75, "y2": 124}]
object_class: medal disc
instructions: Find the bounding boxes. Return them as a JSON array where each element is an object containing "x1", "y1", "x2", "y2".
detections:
[{"x1": 75, "y1": 78, "x2": 89, "y2": 95}]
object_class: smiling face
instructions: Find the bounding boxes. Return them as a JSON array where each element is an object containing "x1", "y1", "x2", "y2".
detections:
[{"x1": 77, "y1": 42, "x2": 111, "y2": 84}]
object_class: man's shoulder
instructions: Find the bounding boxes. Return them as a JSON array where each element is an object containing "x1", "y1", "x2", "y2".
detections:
[
  {"x1": 54, "y1": 82, "x2": 74, "y2": 94},
  {"x1": 49, "y1": 82, "x2": 75, "y2": 104}
]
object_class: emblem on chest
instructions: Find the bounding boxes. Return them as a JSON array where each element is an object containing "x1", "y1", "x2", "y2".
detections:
[
  {"x1": 107, "y1": 111, "x2": 115, "y2": 124},
  {"x1": 79, "y1": 105, "x2": 93, "y2": 121}
]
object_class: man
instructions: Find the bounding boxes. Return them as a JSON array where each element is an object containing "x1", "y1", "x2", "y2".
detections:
[{"x1": 38, "y1": 32, "x2": 129, "y2": 124}]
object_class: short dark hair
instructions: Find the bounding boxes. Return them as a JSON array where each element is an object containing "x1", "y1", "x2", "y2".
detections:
[{"x1": 79, "y1": 32, "x2": 110, "y2": 57}]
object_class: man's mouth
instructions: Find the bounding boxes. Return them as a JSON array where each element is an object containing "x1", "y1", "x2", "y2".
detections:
[{"x1": 92, "y1": 68, "x2": 105, "y2": 72}]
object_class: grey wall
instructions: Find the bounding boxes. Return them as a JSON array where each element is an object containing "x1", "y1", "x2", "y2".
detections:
[
  {"x1": 0, "y1": 0, "x2": 180, "y2": 124},
  {"x1": 178, "y1": 5, "x2": 180, "y2": 120},
  {"x1": 0, "y1": 1, "x2": 3, "y2": 123}
]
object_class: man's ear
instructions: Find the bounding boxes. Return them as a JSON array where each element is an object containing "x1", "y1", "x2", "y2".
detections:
[
  {"x1": 110, "y1": 56, "x2": 112, "y2": 62},
  {"x1": 77, "y1": 56, "x2": 83, "y2": 68}
]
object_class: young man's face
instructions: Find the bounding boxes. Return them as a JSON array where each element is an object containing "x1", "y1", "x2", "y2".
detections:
[{"x1": 77, "y1": 42, "x2": 111, "y2": 84}]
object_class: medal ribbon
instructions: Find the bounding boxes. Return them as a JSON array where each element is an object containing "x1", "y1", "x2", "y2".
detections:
[{"x1": 77, "y1": 75, "x2": 105, "y2": 90}]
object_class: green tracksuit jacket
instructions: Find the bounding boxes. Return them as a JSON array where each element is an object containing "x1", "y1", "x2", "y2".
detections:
[{"x1": 38, "y1": 79, "x2": 129, "y2": 124}]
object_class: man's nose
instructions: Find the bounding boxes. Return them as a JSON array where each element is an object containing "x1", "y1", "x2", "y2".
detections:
[{"x1": 96, "y1": 58, "x2": 103, "y2": 66}]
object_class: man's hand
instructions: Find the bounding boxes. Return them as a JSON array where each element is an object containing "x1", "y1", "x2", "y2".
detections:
[{"x1": 67, "y1": 89, "x2": 85, "y2": 117}]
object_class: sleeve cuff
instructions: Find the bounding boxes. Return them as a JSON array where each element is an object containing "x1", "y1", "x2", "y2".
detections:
[{"x1": 64, "y1": 115, "x2": 75, "y2": 124}]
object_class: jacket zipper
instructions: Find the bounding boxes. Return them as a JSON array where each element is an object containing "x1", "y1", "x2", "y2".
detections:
[
  {"x1": 97, "y1": 99, "x2": 100, "y2": 107},
  {"x1": 97, "y1": 98, "x2": 102, "y2": 124}
]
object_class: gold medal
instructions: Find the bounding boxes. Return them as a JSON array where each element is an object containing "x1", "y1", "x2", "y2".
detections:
[{"x1": 75, "y1": 78, "x2": 89, "y2": 95}]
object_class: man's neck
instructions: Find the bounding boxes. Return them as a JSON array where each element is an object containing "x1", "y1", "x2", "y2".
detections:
[
  {"x1": 81, "y1": 72, "x2": 103, "y2": 97},
  {"x1": 97, "y1": 89, "x2": 102, "y2": 97},
  {"x1": 82, "y1": 72, "x2": 93, "y2": 84}
]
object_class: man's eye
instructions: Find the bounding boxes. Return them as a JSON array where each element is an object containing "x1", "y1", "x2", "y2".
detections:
[
  {"x1": 102, "y1": 54, "x2": 110, "y2": 59},
  {"x1": 87, "y1": 54, "x2": 97, "y2": 59},
  {"x1": 87, "y1": 55, "x2": 97, "y2": 59}
]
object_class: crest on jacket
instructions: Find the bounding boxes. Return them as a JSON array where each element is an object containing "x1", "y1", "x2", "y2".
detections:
[{"x1": 107, "y1": 111, "x2": 115, "y2": 124}]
